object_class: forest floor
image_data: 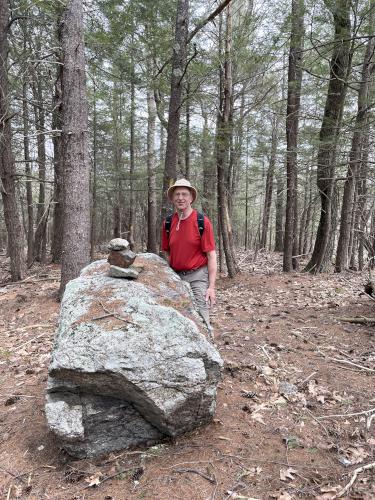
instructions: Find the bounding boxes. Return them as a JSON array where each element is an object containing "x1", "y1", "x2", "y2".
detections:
[{"x1": 0, "y1": 251, "x2": 374, "y2": 500}]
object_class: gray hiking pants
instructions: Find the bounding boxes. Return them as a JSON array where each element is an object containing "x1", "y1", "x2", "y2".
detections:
[{"x1": 177, "y1": 266, "x2": 211, "y2": 329}]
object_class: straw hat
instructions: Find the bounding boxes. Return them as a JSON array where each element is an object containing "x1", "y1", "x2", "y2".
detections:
[{"x1": 167, "y1": 178, "x2": 197, "y2": 202}]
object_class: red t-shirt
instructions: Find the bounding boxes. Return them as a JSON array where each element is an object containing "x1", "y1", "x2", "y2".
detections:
[{"x1": 162, "y1": 210, "x2": 216, "y2": 271}]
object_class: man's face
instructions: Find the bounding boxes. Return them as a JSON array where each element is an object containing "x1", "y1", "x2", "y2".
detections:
[{"x1": 172, "y1": 188, "x2": 193, "y2": 211}]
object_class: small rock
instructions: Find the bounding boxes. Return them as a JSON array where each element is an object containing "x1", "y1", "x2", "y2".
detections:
[
  {"x1": 268, "y1": 360, "x2": 278, "y2": 369},
  {"x1": 338, "y1": 456, "x2": 351, "y2": 467},
  {"x1": 278, "y1": 382, "x2": 298, "y2": 396},
  {"x1": 107, "y1": 238, "x2": 129, "y2": 251},
  {"x1": 25, "y1": 368, "x2": 35, "y2": 375},
  {"x1": 108, "y1": 265, "x2": 140, "y2": 279},
  {"x1": 108, "y1": 249, "x2": 136, "y2": 268},
  {"x1": 2, "y1": 432, "x2": 9, "y2": 441}
]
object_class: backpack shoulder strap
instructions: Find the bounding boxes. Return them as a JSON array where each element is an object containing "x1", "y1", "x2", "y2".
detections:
[
  {"x1": 165, "y1": 214, "x2": 173, "y2": 238},
  {"x1": 196, "y1": 211, "x2": 205, "y2": 237}
]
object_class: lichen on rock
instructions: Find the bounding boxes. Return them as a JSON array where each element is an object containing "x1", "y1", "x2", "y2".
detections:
[{"x1": 46, "y1": 253, "x2": 223, "y2": 457}]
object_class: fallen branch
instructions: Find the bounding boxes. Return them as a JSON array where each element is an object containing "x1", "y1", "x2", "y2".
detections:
[
  {"x1": 339, "y1": 275, "x2": 375, "y2": 303},
  {"x1": 316, "y1": 406, "x2": 375, "y2": 420},
  {"x1": 0, "y1": 277, "x2": 59, "y2": 287},
  {"x1": 98, "y1": 300, "x2": 137, "y2": 326},
  {"x1": 1, "y1": 394, "x2": 39, "y2": 399},
  {"x1": 12, "y1": 331, "x2": 50, "y2": 352},
  {"x1": 338, "y1": 316, "x2": 375, "y2": 324},
  {"x1": 334, "y1": 461, "x2": 375, "y2": 498},
  {"x1": 3, "y1": 323, "x2": 54, "y2": 336},
  {"x1": 173, "y1": 467, "x2": 216, "y2": 484},
  {"x1": 81, "y1": 466, "x2": 137, "y2": 490},
  {"x1": 91, "y1": 312, "x2": 116, "y2": 321},
  {"x1": 298, "y1": 371, "x2": 318, "y2": 387},
  {"x1": 367, "y1": 413, "x2": 375, "y2": 430},
  {"x1": 0, "y1": 465, "x2": 21, "y2": 479},
  {"x1": 305, "y1": 408, "x2": 329, "y2": 436},
  {"x1": 12, "y1": 465, "x2": 56, "y2": 480},
  {"x1": 324, "y1": 355, "x2": 375, "y2": 373}
]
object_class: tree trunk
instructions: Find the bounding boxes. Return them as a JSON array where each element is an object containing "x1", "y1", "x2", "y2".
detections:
[
  {"x1": 0, "y1": 0, "x2": 25, "y2": 280},
  {"x1": 185, "y1": 78, "x2": 190, "y2": 179},
  {"x1": 147, "y1": 89, "x2": 158, "y2": 253},
  {"x1": 357, "y1": 120, "x2": 370, "y2": 270},
  {"x1": 228, "y1": 85, "x2": 245, "y2": 225},
  {"x1": 59, "y1": 0, "x2": 91, "y2": 298},
  {"x1": 201, "y1": 107, "x2": 215, "y2": 221},
  {"x1": 245, "y1": 138, "x2": 250, "y2": 250},
  {"x1": 335, "y1": 33, "x2": 374, "y2": 271},
  {"x1": 260, "y1": 116, "x2": 278, "y2": 249},
  {"x1": 283, "y1": 0, "x2": 304, "y2": 272},
  {"x1": 128, "y1": 39, "x2": 136, "y2": 250},
  {"x1": 90, "y1": 81, "x2": 98, "y2": 260},
  {"x1": 216, "y1": 5, "x2": 239, "y2": 277},
  {"x1": 161, "y1": 0, "x2": 189, "y2": 219},
  {"x1": 22, "y1": 79, "x2": 34, "y2": 267},
  {"x1": 304, "y1": 0, "x2": 351, "y2": 273},
  {"x1": 51, "y1": 66, "x2": 63, "y2": 264},
  {"x1": 32, "y1": 75, "x2": 47, "y2": 262},
  {"x1": 274, "y1": 166, "x2": 284, "y2": 252}
]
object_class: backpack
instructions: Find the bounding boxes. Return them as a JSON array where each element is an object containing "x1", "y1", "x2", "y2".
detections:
[{"x1": 165, "y1": 211, "x2": 205, "y2": 239}]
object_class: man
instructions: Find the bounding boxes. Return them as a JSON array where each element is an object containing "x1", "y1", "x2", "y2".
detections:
[{"x1": 161, "y1": 179, "x2": 217, "y2": 335}]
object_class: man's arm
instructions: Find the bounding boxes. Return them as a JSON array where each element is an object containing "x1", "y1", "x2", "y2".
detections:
[{"x1": 205, "y1": 250, "x2": 217, "y2": 305}]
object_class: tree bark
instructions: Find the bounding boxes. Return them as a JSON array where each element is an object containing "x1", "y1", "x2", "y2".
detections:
[
  {"x1": 261, "y1": 116, "x2": 278, "y2": 249},
  {"x1": 357, "y1": 121, "x2": 370, "y2": 270},
  {"x1": 274, "y1": 166, "x2": 284, "y2": 252},
  {"x1": 304, "y1": 0, "x2": 351, "y2": 273},
  {"x1": 147, "y1": 89, "x2": 157, "y2": 253},
  {"x1": 90, "y1": 81, "x2": 98, "y2": 260},
  {"x1": 283, "y1": 0, "x2": 304, "y2": 272},
  {"x1": 31, "y1": 75, "x2": 47, "y2": 262},
  {"x1": 185, "y1": 78, "x2": 191, "y2": 179},
  {"x1": 161, "y1": 0, "x2": 189, "y2": 219},
  {"x1": 22, "y1": 78, "x2": 34, "y2": 267},
  {"x1": 201, "y1": 106, "x2": 215, "y2": 222},
  {"x1": 335, "y1": 32, "x2": 375, "y2": 271},
  {"x1": 216, "y1": 5, "x2": 239, "y2": 277},
  {"x1": 0, "y1": 0, "x2": 25, "y2": 280},
  {"x1": 51, "y1": 63, "x2": 63, "y2": 264},
  {"x1": 59, "y1": 0, "x2": 91, "y2": 298},
  {"x1": 128, "y1": 37, "x2": 136, "y2": 250}
]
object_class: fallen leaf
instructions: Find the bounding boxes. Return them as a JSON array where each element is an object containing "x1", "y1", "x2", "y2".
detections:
[
  {"x1": 332, "y1": 391, "x2": 344, "y2": 402},
  {"x1": 315, "y1": 485, "x2": 341, "y2": 499},
  {"x1": 227, "y1": 493, "x2": 260, "y2": 500},
  {"x1": 278, "y1": 493, "x2": 293, "y2": 500},
  {"x1": 251, "y1": 413, "x2": 266, "y2": 425},
  {"x1": 345, "y1": 445, "x2": 370, "y2": 464},
  {"x1": 85, "y1": 473, "x2": 103, "y2": 487},
  {"x1": 308, "y1": 380, "x2": 318, "y2": 396},
  {"x1": 280, "y1": 467, "x2": 297, "y2": 481},
  {"x1": 261, "y1": 365, "x2": 274, "y2": 376},
  {"x1": 239, "y1": 467, "x2": 263, "y2": 478}
]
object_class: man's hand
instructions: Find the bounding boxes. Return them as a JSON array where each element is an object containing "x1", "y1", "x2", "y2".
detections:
[{"x1": 205, "y1": 287, "x2": 216, "y2": 306}]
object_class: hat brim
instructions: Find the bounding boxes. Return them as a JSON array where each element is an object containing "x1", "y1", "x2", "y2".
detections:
[{"x1": 167, "y1": 186, "x2": 197, "y2": 203}]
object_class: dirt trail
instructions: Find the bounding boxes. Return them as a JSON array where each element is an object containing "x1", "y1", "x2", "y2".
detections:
[{"x1": 0, "y1": 253, "x2": 374, "y2": 499}]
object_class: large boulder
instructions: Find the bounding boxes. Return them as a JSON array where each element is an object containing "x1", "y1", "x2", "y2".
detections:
[{"x1": 45, "y1": 254, "x2": 223, "y2": 458}]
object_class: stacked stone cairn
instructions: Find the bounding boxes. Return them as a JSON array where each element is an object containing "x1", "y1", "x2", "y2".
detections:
[{"x1": 107, "y1": 238, "x2": 140, "y2": 279}]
